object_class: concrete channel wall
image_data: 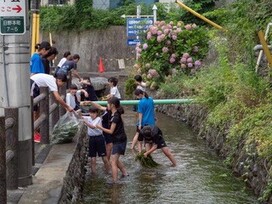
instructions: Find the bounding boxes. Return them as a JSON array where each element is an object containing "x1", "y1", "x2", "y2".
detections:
[
  {"x1": 59, "y1": 124, "x2": 87, "y2": 203},
  {"x1": 18, "y1": 123, "x2": 88, "y2": 204}
]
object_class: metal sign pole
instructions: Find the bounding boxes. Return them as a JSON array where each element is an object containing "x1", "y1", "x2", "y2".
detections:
[{"x1": 0, "y1": 0, "x2": 32, "y2": 187}]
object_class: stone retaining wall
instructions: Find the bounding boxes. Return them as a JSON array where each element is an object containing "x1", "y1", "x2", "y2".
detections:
[
  {"x1": 156, "y1": 103, "x2": 271, "y2": 203},
  {"x1": 59, "y1": 124, "x2": 88, "y2": 203}
]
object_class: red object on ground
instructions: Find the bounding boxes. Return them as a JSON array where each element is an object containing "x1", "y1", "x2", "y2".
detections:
[
  {"x1": 98, "y1": 57, "x2": 105, "y2": 73},
  {"x1": 34, "y1": 133, "x2": 41, "y2": 143}
]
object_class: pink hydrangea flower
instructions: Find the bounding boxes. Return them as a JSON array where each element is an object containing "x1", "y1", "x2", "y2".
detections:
[
  {"x1": 194, "y1": 60, "x2": 202, "y2": 67},
  {"x1": 176, "y1": 28, "x2": 182, "y2": 33},
  {"x1": 180, "y1": 57, "x2": 187, "y2": 63},
  {"x1": 188, "y1": 63, "x2": 193, "y2": 68},
  {"x1": 162, "y1": 47, "x2": 169, "y2": 53},
  {"x1": 170, "y1": 57, "x2": 175, "y2": 63},
  {"x1": 182, "y1": 53, "x2": 190, "y2": 59},
  {"x1": 163, "y1": 29, "x2": 170, "y2": 35},
  {"x1": 172, "y1": 35, "x2": 177, "y2": 40},
  {"x1": 187, "y1": 57, "x2": 193, "y2": 63},
  {"x1": 143, "y1": 43, "x2": 148, "y2": 50},
  {"x1": 148, "y1": 69, "x2": 159, "y2": 77},
  {"x1": 157, "y1": 30, "x2": 163, "y2": 36},
  {"x1": 185, "y1": 24, "x2": 192, "y2": 30},
  {"x1": 150, "y1": 26, "x2": 158, "y2": 35}
]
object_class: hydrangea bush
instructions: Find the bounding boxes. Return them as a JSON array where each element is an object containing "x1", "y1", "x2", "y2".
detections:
[{"x1": 134, "y1": 20, "x2": 209, "y2": 89}]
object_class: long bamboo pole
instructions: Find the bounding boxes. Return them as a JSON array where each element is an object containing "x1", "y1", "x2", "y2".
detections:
[
  {"x1": 175, "y1": 0, "x2": 225, "y2": 31},
  {"x1": 258, "y1": 31, "x2": 272, "y2": 68}
]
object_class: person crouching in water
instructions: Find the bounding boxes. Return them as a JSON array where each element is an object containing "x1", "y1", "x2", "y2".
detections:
[
  {"x1": 96, "y1": 97, "x2": 129, "y2": 183},
  {"x1": 139, "y1": 125, "x2": 177, "y2": 167},
  {"x1": 83, "y1": 107, "x2": 111, "y2": 175}
]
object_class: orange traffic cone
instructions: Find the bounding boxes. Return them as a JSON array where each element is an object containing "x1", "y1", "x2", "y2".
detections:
[{"x1": 98, "y1": 57, "x2": 105, "y2": 73}]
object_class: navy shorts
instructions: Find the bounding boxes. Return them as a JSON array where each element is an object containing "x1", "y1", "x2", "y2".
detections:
[
  {"x1": 156, "y1": 138, "x2": 167, "y2": 149},
  {"x1": 30, "y1": 79, "x2": 40, "y2": 112},
  {"x1": 88, "y1": 135, "x2": 107, "y2": 157},
  {"x1": 112, "y1": 141, "x2": 127, "y2": 155},
  {"x1": 103, "y1": 132, "x2": 113, "y2": 144}
]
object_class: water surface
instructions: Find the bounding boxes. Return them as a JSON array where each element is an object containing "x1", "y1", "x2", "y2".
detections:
[{"x1": 83, "y1": 109, "x2": 258, "y2": 204}]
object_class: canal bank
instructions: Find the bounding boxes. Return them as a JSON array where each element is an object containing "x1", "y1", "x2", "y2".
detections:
[
  {"x1": 155, "y1": 100, "x2": 271, "y2": 203},
  {"x1": 7, "y1": 124, "x2": 87, "y2": 204}
]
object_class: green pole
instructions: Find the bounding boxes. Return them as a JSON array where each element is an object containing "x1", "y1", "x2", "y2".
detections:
[{"x1": 87, "y1": 99, "x2": 193, "y2": 106}]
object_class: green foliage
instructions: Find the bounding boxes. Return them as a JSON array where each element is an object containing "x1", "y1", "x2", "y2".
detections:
[
  {"x1": 40, "y1": 1, "x2": 153, "y2": 31},
  {"x1": 180, "y1": 0, "x2": 217, "y2": 25},
  {"x1": 125, "y1": 77, "x2": 137, "y2": 99}
]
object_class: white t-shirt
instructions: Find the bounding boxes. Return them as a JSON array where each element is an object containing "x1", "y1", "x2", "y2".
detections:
[
  {"x1": 57, "y1": 57, "x2": 67, "y2": 68},
  {"x1": 30, "y1": 74, "x2": 58, "y2": 96},
  {"x1": 66, "y1": 93, "x2": 77, "y2": 110},
  {"x1": 110, "y1": 86, "x2": 121, "y2": 99},
  {"x1": 83, "y1": 116, "x2": 103, "y2": 136}
]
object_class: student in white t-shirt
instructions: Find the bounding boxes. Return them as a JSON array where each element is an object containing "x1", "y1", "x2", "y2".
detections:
[
  {"x1": 57, "y1": 51, "x2": 71, "y2": 68},
  {"x1": 106, "y1": 77, "x2": 121, "y2": 99},
  {"x1": 82, "y1": 107, "x2": 110, "y2": 174},
  {"x1": 66, "y1": 84, "x2": 80, "y2": 111},
  {"x1": 30, "y1": 73, "x2": 73, "y2": 112}
]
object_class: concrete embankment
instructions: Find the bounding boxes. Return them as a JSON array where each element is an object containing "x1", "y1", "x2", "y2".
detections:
[{"x1": 8, "y1": 124, "x2": 87, "y2": 204}]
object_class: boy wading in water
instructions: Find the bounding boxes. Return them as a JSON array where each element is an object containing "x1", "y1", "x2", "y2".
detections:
[{"x1": 83, "y1": 107, "x2": 111, "y2": 174}]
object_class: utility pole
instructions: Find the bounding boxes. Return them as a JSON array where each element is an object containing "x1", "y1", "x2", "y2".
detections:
[{"x1": 0, "y1": 0, "x2": 33, "y2": 187}]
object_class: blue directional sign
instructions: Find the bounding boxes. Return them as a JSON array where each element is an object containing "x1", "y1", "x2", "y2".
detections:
[
  {"x1": 127, "y1": 38, "x2": 141, "y2": 46},
  {"x1": 126, "y1": 18, "x2": 153, "y2": 37}
]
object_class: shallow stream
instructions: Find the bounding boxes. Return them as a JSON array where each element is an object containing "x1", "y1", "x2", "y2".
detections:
[{"x1": 82, "y1": 109, "x2": 258, "y2": 204}]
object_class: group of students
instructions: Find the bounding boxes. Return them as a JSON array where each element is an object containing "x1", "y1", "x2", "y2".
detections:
[
  {"x1": 28, "y1": 40, "x2": 176, "y2": 183},
  {"x1": 82, "y1": 75, "x2": 176, "y2": 184},
  {"x1": 29, "y1": 41, "x2": 95, "y2": 144},
  {"x1": 30, "y1": 41, "x2": 82, "y2": 112}
]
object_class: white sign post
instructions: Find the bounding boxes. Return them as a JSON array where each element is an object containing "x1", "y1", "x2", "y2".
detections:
[{"x1": 0, "y1": 0, "x2": 26, "y2": 35}]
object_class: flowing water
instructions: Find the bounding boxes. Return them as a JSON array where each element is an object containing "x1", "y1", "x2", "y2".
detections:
[{"x1": 82, "y1": 109, "x2": 258, "y2": 204}]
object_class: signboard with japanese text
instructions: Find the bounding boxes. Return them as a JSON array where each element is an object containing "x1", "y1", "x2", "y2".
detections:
[
  {"x1": 127, "y1": 38, "x2": 140, "y2": 46},
  {"x1": 0, "y1": 0, "x2": 26, "y2": 35},
  {"x1": 126, "y1": 18, "x2": 153, "y2": 37},
  {"x1": 126, "y1": 18, "x2": 153, "y2": 46}
]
